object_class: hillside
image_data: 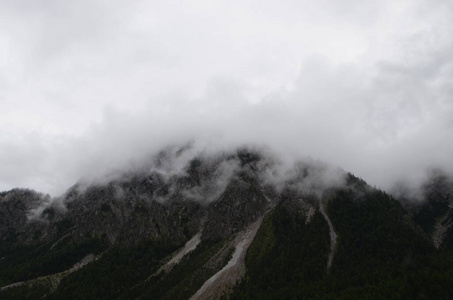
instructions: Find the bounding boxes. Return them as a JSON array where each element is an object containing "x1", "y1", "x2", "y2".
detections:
[{"x1": 1, "y1": 146, "x2": 453, "y2": 299}]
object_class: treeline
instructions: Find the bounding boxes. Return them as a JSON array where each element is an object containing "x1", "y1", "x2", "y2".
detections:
[{"x1": 232, "y1": 178, "x2": 453, "y2": 299}]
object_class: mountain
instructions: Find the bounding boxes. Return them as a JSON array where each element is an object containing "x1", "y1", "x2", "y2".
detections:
[{"x1": 1, "y1": 146, "x2": 453, "y2": 299}]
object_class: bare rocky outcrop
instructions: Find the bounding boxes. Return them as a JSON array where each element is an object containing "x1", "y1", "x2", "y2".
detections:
[
  {"x1": 319, "y1": 202, "x2": 337, "y2": 270},
  {"x1": 0, "y1": 189, "x2": 54, "y2": 245},
  {"x1": 433, "y1": 210, "x2": 453, "y2": 248},
  {"x1": 190, "y1": 217, "x2": 264, "y2": 300},
  {"x1": 155, "y1": 232, "x2": 202, "y2": 276}
]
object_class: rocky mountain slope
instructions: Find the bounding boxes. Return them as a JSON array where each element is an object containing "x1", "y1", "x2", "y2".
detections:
[{"x1": 1, "y1": 146, "x2": 453, "y2": 299}]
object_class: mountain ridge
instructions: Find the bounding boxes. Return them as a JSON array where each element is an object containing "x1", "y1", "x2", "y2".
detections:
[{"x1": 1, "y1": 145, "x2": 453, "y2": 299}]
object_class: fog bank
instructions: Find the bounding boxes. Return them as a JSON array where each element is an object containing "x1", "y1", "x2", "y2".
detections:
[{"x1": 1, "y1": 1, "x2": 452, "y2": 196}]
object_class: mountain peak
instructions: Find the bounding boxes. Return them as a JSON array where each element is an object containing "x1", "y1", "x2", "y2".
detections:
[{"x1": 1, "y1": 147, "x2": 453, "y2": 299}]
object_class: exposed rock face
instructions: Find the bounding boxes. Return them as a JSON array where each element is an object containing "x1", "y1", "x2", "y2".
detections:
[
  {"x1": 0, "y1": 147, "x2": 274, "y2": 282},
  {"x1": 203, "y1": 175, "x2": 269, "y2": 241},
  {"x1": 1, "y1": 147, "x2": 453, "y2": 299},
  {"x1": 433, "y1": 212, "x2": 453, "y2": 248},
  {"x1": 190, "y1": 217, "x2": 264, "y2": 300},
  {"x1": 0, "y1": 189, "x2": 53, "y2": 245},
  {"x1": 319, "y1": 201, "x2": 337, "y2": 270}
]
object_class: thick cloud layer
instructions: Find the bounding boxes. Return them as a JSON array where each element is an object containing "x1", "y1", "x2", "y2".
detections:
[{"x1": 1, "y1": 0, "x2": 453, "y2": 195}]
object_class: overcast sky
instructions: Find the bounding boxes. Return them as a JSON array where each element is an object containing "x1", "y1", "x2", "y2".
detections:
[{"x1": 1, "y1": 0, "x2": 453, "y2": 196}]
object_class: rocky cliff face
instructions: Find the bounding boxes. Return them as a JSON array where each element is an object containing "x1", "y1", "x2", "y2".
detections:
[
  {"x1": 1, "y1": 146, "x2": 453, "y2": 299},
  {"x1": 0, "y1": 189, "x2": 50, "y2": 245}
]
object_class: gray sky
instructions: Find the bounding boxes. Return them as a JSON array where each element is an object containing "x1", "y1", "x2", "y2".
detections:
[{"x1": 1, "y1": 0, "x2": 453, "y2": 196}]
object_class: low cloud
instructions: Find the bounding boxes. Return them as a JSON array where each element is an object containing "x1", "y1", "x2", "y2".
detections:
[
  {"x1": 391, "y1": 168, "x2": 453, "y2": 204},
  {"x1": 1, "y1": 1, "x2": 453, "y2": 197},
  {"x1": 181, "y1": 156, "x2": 240, "y2": 204}
]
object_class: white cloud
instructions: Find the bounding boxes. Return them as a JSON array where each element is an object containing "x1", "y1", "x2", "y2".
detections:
[{"x1": 1, "y1": 0, "x2": 452, "y2": 195}]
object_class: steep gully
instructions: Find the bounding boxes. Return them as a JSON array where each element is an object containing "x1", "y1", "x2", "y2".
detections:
[
  {"x1": 319, "y1": 203, "x2": 337, "y2": 270},
  {"x1": 190, "y1": 217, "x2": 264, "y2": 300}
]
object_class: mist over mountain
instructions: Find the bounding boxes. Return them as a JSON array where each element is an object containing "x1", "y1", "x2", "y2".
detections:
[
  {"x1": 2, "y1": 1, "x2": 453, "y2": 298},
  {"x1": 1, "y1": 145, "x2": 453, "y2": 299},
  {"x1": 1, "y1": 0, "x2": 453, "y2": 196}
]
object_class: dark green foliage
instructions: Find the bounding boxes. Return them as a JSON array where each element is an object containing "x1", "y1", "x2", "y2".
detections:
[
  {"x1": 131, "y1": 240, "x2": 233, "y2": 300},
  {"x1": 55, "y1": 219, "x2": 74, "y2": 235},
  {"x1": 0, "y1": 282, "x2": 50, "y2": 300},
  {"x1": 413, "y1": 201, "x2": 450, "y2": 235},
  {"x1": 49, "y1": 240, "x2": 178, "y2": 300},
  {"x1": 2, "y1": 170, "x2": 453, "y2": 299},
  {"x1": 326, "y1": 188, "x2": 429, "y2": 297},
  {"x1": 328, "y1": 188, "x2": 426, "y2": 269},
  {"x1": 46, "y1": 238, "x2": 232, "y2": 300},
  {"x1": 0, "y1": 236, "x2": 108, "y2": 287},
  {"x1": 443, "y1": 224, "x2": 453, "y2": 250},
  {"x1": 323, "y1": 185, "x2": 453, "y2": 299},
  {"x1": 233, "y1": 181, "x2": 453, "y2": 299},
  {"x1": 233, "y1": 200, "x2": 331, "y2": 299},
  {"x1": 410, "y1": 169, "x2": 453, "y2": 236}
]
